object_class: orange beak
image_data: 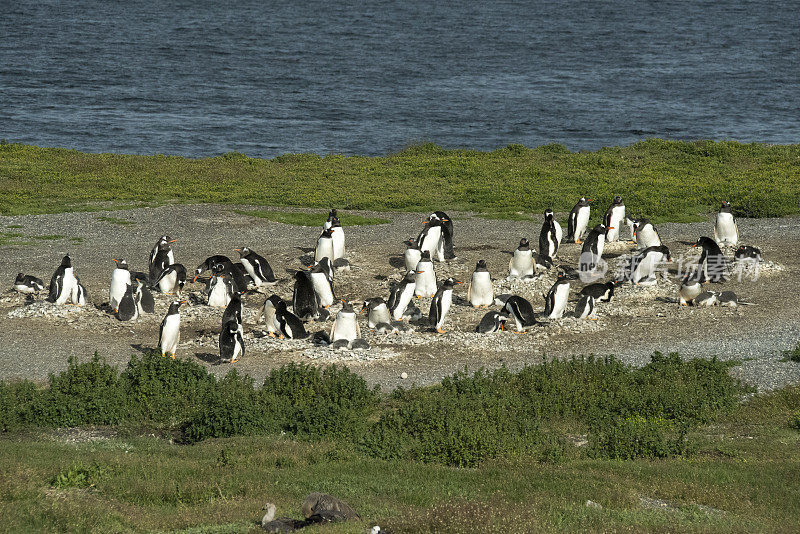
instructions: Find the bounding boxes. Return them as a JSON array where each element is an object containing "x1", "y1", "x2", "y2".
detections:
[
  {"x1": 607, "y1": 227, "x2": 614, "y2": 230},
  {"x1": 691, "y1": 243, "x2": 698, "y2": 248},
  {"x1": 234, "y1": 248, "x2": 242, "y2": 252},
  {"x1": 169, "y1": 239, "x2": 177, "y2": 243}
]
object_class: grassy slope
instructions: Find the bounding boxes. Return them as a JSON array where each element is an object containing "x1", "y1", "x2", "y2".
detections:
[
  {"x1": 1, "y1": 140, "x2": 799, "y2": 221},
  {"x1": 1, "y1": 388, "x2": 798, "y2": 533}
]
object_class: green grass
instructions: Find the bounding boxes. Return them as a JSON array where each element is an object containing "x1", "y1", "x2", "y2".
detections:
[
  {"x1": 1, "y1": 140, "x2": 799, "y2": 220},
  {"x1": 6, "y1": 224, "x2": 23, "y2": 229},
  {"x1": 782, "y1": 343, "x2": 800, "y2": 363},
  {"x1": 95, "y1": 215, "x2": 135, "y2": 226},
  {"x1": 233, "y1": 209, "x2": 390, "y2": 227},
  {"x1": 32, "y1": 234, "x2": 63, "y2": 240}
]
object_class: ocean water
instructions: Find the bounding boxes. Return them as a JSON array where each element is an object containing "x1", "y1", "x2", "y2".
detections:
[{"x1": 1, "y1": 0, "x2": 798, "y2": 158}]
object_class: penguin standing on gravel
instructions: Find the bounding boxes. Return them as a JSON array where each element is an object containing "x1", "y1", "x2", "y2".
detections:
[
  {"x1": 152, "y1": 263, "x2": 187, "y2": 294},
  {"x1": 109, "y1": 258, "x2": 131, "y2": 312},
  {"x1": 72, "y1": 275, "x2": 88, "y2": 306},
  {"x1": 539, "y1": 209, "x2": 563, "y2": 260},
  {"x1": 429, "y1": 278, "x2": 460, "y2": 333},
  {"x1": 222, "y1": 291, "x2": 243, "y2": 329},
  {"x1": 310, "y1": 259, "x2": 335, "y2": 308},
  {"x1": 362, "y1": 297, "x2": 392, "y2": 329},
  {"x1": 475, "y1": 311, "x2": 510, "y2": 333},
  {"x1": 603, "y1": 196, "x2": 625, "y2": 242},
  {"x1": 274, "y1": 300, "x2": 308, "y2": 339},
  {"x1": 693, "y1": 237, "x2": 727, "y2": 283},
  {"x1": 416, "y1": 216, "x2": 446, "y2": 262},
  {"x1": 543, "y1": 273, "x2": 571, "y2": 319},
  {"x1": 403, "y1": 238, "x2": 422, "y2": 273},
  {"x1": 633, "y1": 219, "x2": 662, "y2": 249},
  {"x1": 159, "y1": 300, "x2": 184, "y2": 358},
  {"x1": 467, "y1": 260, "x2": 494, "y2": 308},
  {"x1": 135, "y1": 279, "x2": 154, "y2": 314},
  {"x1": 414, "y1": 251, "x2": 437, "y2": 298},
  {"x1": 331, "y1": 301, "x2": 360, "y2": 344},
  {"x1": 48, "y1": 254, "x2": 77, "y2": 305},
  {"x1": 292, "y1": 269, "x2": 321, "y2": 321},
  {"x1": 574, "y1": 294, "x2": 596, "y2": 319},
  {"x1": 579, "y1": 224, "x2": 610, "y2": 273},
  {"x1": 219, "y1": 319, "x2": 244, "y2": 363},
  {"x1": 508, "y1": 238, "x2": 535, "y2": 280},
  {"x1": 678, "y1": 275, "x2": 703, "y2": 306},
  {"x1": 428, "y1": 211, "x2": 455, "y2": 259},
  {"x1": 627, "y1": 245, "x2": 671, "y2": 285},
  {"x1": 315, "y1": 227, "x2": 335, "y2": 263},
  {"x1": 501, "y1": 296, "x2": 539, "y2": 331},
  {"x1": 207, "y1": 267, "x2": 233, "y2": 308},
  {"x1": 117, "y1": 284, "x2": 139, "y2": 321},
  {"x1": 14, "y1": 273, "x2": 44, "y2": 294},
  {"x1": 567, "y1": 197, "x2": 591, "y2": 244},
  {"x1": 258, "y1": 294, "x2": 283, "y2": 337},
  {"x1": 329, "y1": 215, "x2": 346, "y2": 260},
  {"x1": 390, "y1": 271, "x2": 417, "y2": 321},
  {"x1": 236, "y1": 247, "x2": 276, "y2": 287},
  {"x1": 714, "y1": 201, "x2": 739, "y2": 247},
  {"x1": 149, "y1": 236, "x2": 176, "y2": 282}
]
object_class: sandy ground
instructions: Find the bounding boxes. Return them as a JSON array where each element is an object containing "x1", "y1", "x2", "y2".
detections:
[{"x1": 1, "y1": 204, "x2": 798, "y2": 392}]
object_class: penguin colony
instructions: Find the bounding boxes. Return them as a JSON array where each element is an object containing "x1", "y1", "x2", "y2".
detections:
[{"x1": 12, "y1": 201, "x2": 758, "y2": 363}]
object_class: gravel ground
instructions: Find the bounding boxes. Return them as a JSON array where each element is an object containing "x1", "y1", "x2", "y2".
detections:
[{"x1": 1, "y1": 204, "x2": 798, "y2": 392}]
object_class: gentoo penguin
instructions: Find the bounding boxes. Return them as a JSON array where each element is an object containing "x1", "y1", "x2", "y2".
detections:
[
  {"x1": 678, "y1": 275, "x2": 703, "y2": 306},
  {"x1": 362, "y1": 297, "x2": 392, "y2": 329},
  {"x1": 580, "y1": 281, "x2": 617, "y2": 302},
  {"x1": 714, "y1": 201, "x2": 739, "y2": 247},
  {"x1": 257, "y1": 294, "x2": 283, "y2": 337},
  {"x1": 315, "y1": 227, "x2": 335, "y2": 263},
  {"x1": 475, "y1": 311, "x2": 510, "y2": 333},
  {"x1": 152, "y1": 263, "x2": 187, "y2": 294},
  {"x1": 219, "y1": 319, "x2": 244, "y2": 363},
  {"x1": 416, "y1": 216, "x2": 445, "y2": 262},
  {"x1": 48, "y1": 254, "x2": 76, "y2": 305},
  {"x1": 603, "y1": 196, "x2": 625, "y2": 242},
  {"x1": 331, "y1": 301, "x2": 360, "y2": 344},
  {"x1": 414, "y1": 251, "x2": 437, "y2": 298},
  {"x1": 72, "y1": 276, "x2": 88, "y2": 306},
  {"x1": 566, "y1": 197, "x2": 591, "y2": 244},
  {"x1": 323, "y1": 208, "x2": 338, "y2": 231},
  {"x1": 109, "y1": 258, "x2": 131, "y2": 312},
  {"x1": 194, "y1": 255, "x2": 232, "y2": 279},
  {"x1": 274, "y1": 300, "x2": 308, "y2": 339},
  {"x1": 207, "y1": 268, "x2": 232, "y2": 308},
  {"x1": 310, "y1": 260, "x2": 335, "y2": 308},
  {"x1": 149, "y1": 236, "x2": 176, "y2": 282},
  {"x1": 14, "y1": 273, "x2": 44, "y2": 294},
  {"x1": 222, "y1": 292, "x2": 243, "y2": 328},
  {"x1": 429, "y1": 278, "x2": 460, "y2": 333},
  {"x1": 508, "y1": 238, "x2": 535, "y2": 280},
  {"x1": 426, "y1": 211, "x2": 455, "y2": 259},
  {"x1": 159, "y1": 300, "x2": 184, "y2": 358},
  {"x1": 538, "y1": 209, "x2": 562, "y2": 261},
  {"x1": 403, "y1": 238, "x2": 422, "y2": 273},
  {"x1": 501, "y1": 296, "x2": 538, "y2": 331},
  {"x1": 734, "y1": 245, "x2": 761, "y2": 262},
  {"x1": 292, "y1": 269, "x2": 320, "y2": 321},
  {"x1": 628, "y1": 245, "x2": 671, "y2": 285},
  {"x1": 329, "y1": 216, "x2": 346, "y2": 259},
  {"x1": 467, "y1": 260, "x2": 494, "y2": 308},
  {"x1": 574, "y1": 295, "x2": 596, "y2": 319},
  {"x1": 718, "y1": 291, "x2": 753, "y2": 307},
  {"x1": 236, "y1": 247, "x2": 277, "y2": 286},
  {"x1": 579, "y1": 224, "x2": 610, "y2": 273},
  {"x1": 633, "y1": 219, "x2": 662, "y2": 249},
  {"x1": 692, "y1": 237, "x2": 726, "y2": 283},
  {"x1": 135, "y1": 279, "x2": 154, "y2": 314},
  {"x1": 543, "y1": 273, "x2": 571, "y2": 319},
  {"x1": 390, "y1": 271, "x2": 417, "y2": 321},
  {"x1": 623, "y1": 216, "x2": 637, "y2": 242},
  {"x1": 694, "y1": 291, "x2": 718, "y2": 307},
  {"x1": 117, "y1": 284, "x2": 138, "y2": 321}
]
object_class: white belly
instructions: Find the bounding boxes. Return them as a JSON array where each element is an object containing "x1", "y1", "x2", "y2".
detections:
[
  {"x1": 636, "y1": 226, "x2": 661, "y2": 249},
  {"x1": 56, "y1": 268, "x2": 76, "y2": 305},
  {"x1": 315, "y1": 238, "x2": 334, "y2": 262},
  {"x1": 547, "y1": 284, "x2": 570, "y2": 319},
  {"x1": 368, "y1": 304, "x2": 391, "y2": 328},
  {"x1": 392, "y1": 285, "x2": 415, "y2": 320},
  {"x1": 109, "y1": 270, "x2": 130, "y2": 309},
  {"x1": 404, "y1": 249, "x2": 421, "y2": 272},
  {"x1": 632, "y1": 252, "x2": 661, "y2": 283},
  {"x1": 435, "y1": 291, "x2": 453, "y2": 328},
  {"x1": 160, "y1": 315, "x2": 181, "y2": 355},
  {"x1": 332, "y1": 314, "x2": 358, "y2": 342},
  {"x1": 208, "y1": 278, "x2": 230, "y2": 307},
  {"x1": 240, "y1": 258, "x2": 262, "y2": 286},
  {"x1": 509, "y1": 251, "x2": 533, "y2": 277},
  {"x1": 332, "y1": 228, "x2": 345, "y2": 259},
  {"x1": 311, "y1": 272, "x2": 334, "y2": 307},
  {"x1": 554, "y1": 221, "x2": 563, "y2": 244},
  {"x1": 468, "y1": 272, "x2": 494, "y2": 307},
  {"x1": 420, "y1": 227, "x2": 442, "y2": 260},
  {"x1": 414, "y1": 263, "x2": 437, "y2": 297},
  {"x1": 595, "y1": 234, "x2": 606, "y2": 259},
  {"x1": 158, "y1": 269, "x2": 177, "y2": 293},
  {"x1": 575, "y1": 208, "x2": 590, "y2": 240},
  {"x1": 714, "y1": 213, "x2": 738, "y2": 245},
  {"x1": 607, "y1": 206, "x2": 624, "y2": 242}
]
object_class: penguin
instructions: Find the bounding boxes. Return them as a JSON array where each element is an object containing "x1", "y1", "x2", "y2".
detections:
[
  {"x1": 467, "y1": 260, "x2": 494, "y2": 308},
  {"x1": 274, "y1": 300, "x2": 308, "y2": 339},
  {"x1": 429, "y1": 278, "x2": 460, "y2": 333},
  {"x1": 323, "y1": 208, "x2": 338, "y2": 231},
  {"x1": 149, "y1": 236, "x2": 176, "y2": 283},
  {"x1": 416, "y1": 216, "x2": 445, "y2": 262},
  {"x1": 574, "y1": 294, "x2": 596, "y2": 319},
  {"x1": 403, "y1": 238, "x2": 422, "y2": 273},
  {"x1": 109, "y1": 258, "x2": 131, "y2": 312},
  {"x1": 331, "y1": 301, "x2": 360, "y2": 344},
  {"x1": 362, "y1": 297, "x2": 392, "y2": 329},
  {"x1": 427, "y1": 211, "x2": 455, "y2": 259},
  {"x1": 543, "y1": 273, "x2": 570, "y2": 319},
  {"x1": 694, "y1": 291, "x2": 718, "y2": 307},
  {"x1": 566, "y1": 197, "x2": 592, "y2": 244},
  {"x1": 257, "y1": 294, "x2": 283, "y2": 337},
  {"x1": 222, "y1": 292, "x2": 243, "y2": 328},
  {"x1": 48, "y1": 254, "x2": 76, "y2": 305},
  {"x1": 678, "y1": 275, "x2": 703, "y2": 306},
  {"x1": 579, "y1": 224, "x2": 610, "y2": 273},
  {"x1": 329, "y1": 216, "x2": 346, "y2": 259},
  {"x1": 236, "y1": 247, "x2": 277, "y2": 286},
  {"x1": 508, "y1": 238, "x2": 535, "y2": 280},
  {"x1": 135, "y1": 279, "x2": 154, "y2": 314},
  {"x1": 152, "y1": 263, "x2": 187, "y2": 294},
  {"x1": 475, "y1": 311, "x2": 510, "y2": 333},
  {"x1": 159, "y1": 300, "x2": 184, "y2": 358},
  {"x1": 194, "y1": 255, "x2": 232, "y2": 279},
  {"x1": 14, "y1": 273, "x2": 44, "y2": 294},
  {"x1": 734, "y1": 245, "x2": 761, "y2": 262},
  {"x1": 633, "y1": 219, "x2": 662, "y2": 249},
  {"x1": 117, "y1": 284, "x2": 138, "y2": 321},
  {"x1": 628, "y1": 245, "x2": 671, "y2": 285},
  {"x1": 207, "y1": 268, "x2": 232, "y2": 307},
  {"x1": 718, "y1": 291, "x2": 753, "y2": 307},
  {"x1": 315, "y1": 227, "x2": 335, "y2": 263},
  {"x1": 603, "y1": 196, "x2": 625, "y2": 242},
  {"x1": 692, "y1": 237, "x2": 727, "y2": 283},
  {"x1": 219, "y1": 319, "x2": 244, "y2": 363},
  {"x1": 501, "y1": 296, "x2": 538, "y2": 331},
  {"x1": 292, "y1": 269, "x2": 320, "y2": 321},
  {"x1": 390, "y1": 271, "x2": 418, "y2": 321},
  {"x1": 72, "y1": 276, "x2": 88, "y2": 306},
  {"x1": 538, "y1": 209, "x2": 562, "y2": 260},
  {"x1": 414, "y1": 251, "x2": 437, "y2": 298},
  {"x1": 623, "y1": 216, "x2": 637, "y2": 242},
  {"x1": 714, "y1": 201, "x2": 739, "y2": 247},
  {"x1": 310, "y1": 260, "x2": 335, "y2": 308},
  {"x1": 580, "y1": 281, "x2": 616, "y2": 302}
]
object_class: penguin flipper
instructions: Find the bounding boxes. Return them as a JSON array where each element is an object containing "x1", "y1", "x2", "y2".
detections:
[{"x1": 466, "y1": 281, "x2": 473, "y2": 302}]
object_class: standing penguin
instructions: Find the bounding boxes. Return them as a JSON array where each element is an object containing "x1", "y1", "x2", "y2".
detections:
[
  {"x1": 258, "y1": 294, "x2": 283, "y2": 337},
  {"x1": 207, "y1": 267, "x2": 233, "y2": 308},
  {"x1": 390, "y1": 271, "x2": 418, "y2": 321},
  {"x1": 135, "y1": 279, "x2": 154, "y2": 314},
  {"x1": 236, "y1": 247, "x2": 277, "y2": 286},
  {"x1": 467, "y1": 260, "x2": 494, "y2": 308},
  {"x1": 331, "y1": 301, "x2": 360, "y2": 344},
  {"x1": 501, "y1": 296, "x2": 538, "y2": 331},
  {"x1": 310, "y1": 260, "x2": 335, "y2": 308},
  {"x1": 149, "y1": 236, "x2": 176, "y2": 283},
  {"x1": 427, "y1": 212, "x2": 455, "y2": 259},
  {"x1": 158, "y1": 300, "x2": 184, "y2": 358},
  {"x1": 414, "y1": 251, "x2": 437, "y2": 298},
  {"x1": 538, "y1": 209, "x2": 562, "y2": 261},
  {"x1": 603, "y1": 196, "x2": 625, "y2": 242},
  {"x1": 566, "y1": 197, "x2": 592, "y2": 244},
  {"x1": 678, "y1": 275, "x2": 703, "y2": 306},
  {"x1": 72, "y1": 276, "x2": 88, "y2": 307},
  {"x1": 693, "y1": 237, "x2": 727, "y2": 283},
  {"x1": 543, "y1": 273, "x2": 571, "y2": 319},
  {"x1": 315, "y1": 228, "x2": 335, "y2": 263},
  {"x1": 329, "y1": 216, "x2": 346, "y2": 259},
  {"x1": 194, "y1": 255, "x2": 232, "y2": 279},
  {"x1": 579, "y1": 224, "x2": 610, "y2": 273},
  {"x1": 48, "y1": 254, "x2": 77, "y2": 305},
  {"x1": 152, "y1": 263, "x2": 187, "y2": 295},
  {"x1": 219, "y1": 319, "x2": 244, "y2": 363},
  {"x1": 508, "y1": 238, "x2": 535, "y2": 280},
  {"x1": 117, "y1": 284, "x2": 139, "y2": 321},
  {"x1": 628, "y1": 245, "x2": 671, "y2": 285},
  {"x1": 274, "y1": 300, "x2": 308, "y2": 339},
  {"x1": 14, "y1": 273, "x2": 44, "y2": 294},
  {"x1": 222, "y1": 292, "x2": 243, "y2": 328},
  {"x1": 475, "y1": 311, "x2": 510, "y2": 333},
  {"x1": 416, "y1": 217, "x2": 445, "y2": 262},
  {"x1": 429, "y1": 278, "x2": 460, "y2": 333},
  {"x1": 623, "y1": 216, "x2": 637, "y2": 242},
  {"x1": 633, "y1": 219, "x2": 662, "y2": 250},
  {"x1": 292, "y1": 269, "x2": 320, "y2": 321},
  {"x1": 109, "y1": 258, "x2": 131, "y2": 312},
  {"x1": 714, "y1": 201, "x2": 739, "y2": 247},
  {"x1": 362, "y1": 297, "x2": 392, "y2": 329},
  {"x1": 403, "y1": 238, "x2": 422, "y2": 273},
  {"x1": 574, "y1": 294, "x2": 596, "y2": 319}
]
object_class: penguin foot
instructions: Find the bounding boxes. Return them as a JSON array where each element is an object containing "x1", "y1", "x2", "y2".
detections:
[
  {"x1": 436, "y1": 328, "x2": 447, "y2": 334},
  {"x1": 230, "y1": 358, "x2": 239, "y2": 364},
  {"x1": 169, "y1": 353, "x2": 176, "y2": 360}
]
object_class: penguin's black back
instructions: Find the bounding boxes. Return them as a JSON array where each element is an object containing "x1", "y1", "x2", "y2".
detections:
[
  {"x1": 118, "y1": 285, "x2": 137, "y2": 321},
  {"x1": 292, "y1": 270, "x2": 319, "y2": 320}
]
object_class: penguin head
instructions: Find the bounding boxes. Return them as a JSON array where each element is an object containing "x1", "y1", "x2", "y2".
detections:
[
  {"x1": 340, "y1": 300, "x2": 355, "y2": 313},
  {"x1": 404, "y1": 238, "x2": 419, "y2": 250},
  {"x1": 320, "y1": 228, "x2": 334, "y2": 239},
  {"x1": 330, "y1": 216, "x2": 342, "y2": 228},
  {"x1": 235, "y1": 247, "x2": 251, "y2": 257},
  {"x1": 691, "y1": 237, "x2": 714, "y2": 250},
  {"x1": 294, "y1": 269, "x2": 312, "y2": 282},
  {"x1": 613, "y1": 195, "x2": 623, "y2": 205},
  {"x1": 158, "y1": 236, "x2": 176, "y2": 250},
  {"x1": 361, "y1": 297, "x2": 384, "y2": 313},
  {"x1": 328, "y1": 208, "x2": 338, "y2": 220},
  {"x1": 419, "y1": 250, "x2": 431, "y2": 261},
  {"x1": 475, "y1": 259, "x2": 488, "y2": 271},
  {"x1": 274, "y1": 299, "x2": 289, "y2": 313},
  {"x1": 403, "y1": 270, "x2": 417, "y2": 282},
  {"x1": 720, "y1": 201, "x2": 732, "y2": 212},
  {"x1": 657, "y1": 245, "x2": 672, "y2": 262},
  {"x1": 167, "y1": 300, "x2": 185, "y2": 314},
  {"x1": 518, "y1": 238, "x2": 530, "y2": 250},
  {"x1": 593, "y1": 224, "x2": 609, "y2": 235},
  {"x1": 113, "y1": 258, "x2": 129, "y2": 270},
  {"x1": 60, "y1": 254, "x2": 72, "y2": 268},
  {"x1": 15, "y1": 273, "x2": 24, "y2": 283},
  {"x1": 543, "y1": 208, "x2": 554, "y2": 219},
  {"x1": 578, "y1": 197, "x2": 592, "y2": 206},
  {"x1": 266, "y1": 294, "x2": 283, "y2": 307},
  {"x1": 212, "y1": 262, "x2": 227, "y2": 275},
  {"x1": 442, "y1": 278, "x2": 462, "y2": 290}
]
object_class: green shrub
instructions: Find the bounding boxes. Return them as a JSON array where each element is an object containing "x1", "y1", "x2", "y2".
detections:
[
  {"x1": 789, "y1": 412, "x2": 800, "y2": 430},
  {"x1": 782, "y1": 343, "x2": 800, "y2": 363},
  {"x1": 50, "y1": 463, "x2": 108, "y2": 489},
  {"x1": 589, "y1": 415, "x2": 687, "y2": 459}
]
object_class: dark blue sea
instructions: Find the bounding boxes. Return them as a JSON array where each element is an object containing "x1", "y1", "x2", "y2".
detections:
[{"x1": 2, "y1": 0, "x2": 798, "y2": 158}]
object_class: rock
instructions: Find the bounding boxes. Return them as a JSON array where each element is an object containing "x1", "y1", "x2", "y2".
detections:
[
  {"x1": 585, "y1": 500, "x2": 602, "y2": 509},
  {"x1": 301, "y1": 492, "x2": 360, "y2": 521},
  {"x1": 401, "y1": 372, "x2": 408, "y2": 379}
]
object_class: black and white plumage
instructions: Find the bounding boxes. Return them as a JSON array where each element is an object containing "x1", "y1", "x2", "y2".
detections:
[
  {"x1": 467, "y1": 260, "x2": 494, "y2": 308},
  {"x1": 508, "y1": 238, "x2": 535, "y2": 280},
  {"x1": 603, "y1": 196, "x2": 625, "y2": 242},
  {"x1": 429, "y1": 278, "x2": 459, "y2": 333},
  {"x1": 72, "y1": 276, "x2": 88, "y2": 306},
  {"x1": 219, "y1": 319, "x2": 244, "y2": 363},
  {"x1": 236, "y1": 247, "x2": 277, "y2": 286},
  {"x1": 714, "y1": 201, "x2": 739, "y2": 247},
  {"x1": 135, "y1": 280, "x2": 154, "y2": 314},
  {"x1": 424, "y1": 211, "x2": 455, "y2": 260},
  {"x1": 159, "y1": 300, "x2": 184, "y2": 358},
  {"x1": 331, "y1": 301, "x2": 360, "y2": 343},
  {"x1": 633, "y1": 219, "x2": 662, "y2": 249},
  {"x1": 403, "y1": 238, "x2": 422, "y2": 273},
  {"x1": 222, "y1": 293, "x2": 243, "y2": 328},
  {"x1": 194, "y1": 255, "x2": 232, "y2": 278},
  {"x1": 538, "y1": 209, "x2": 562, "y2": 260},
  {"x1": 501, "y1": 296, "x2": 538, "y2": 331},
  {"x1": 362, "y1": 297, "x2": 391, "y2": 329},
  {"x1": 693, "y1": 237, "x2": 726, "y2": 283},
  {"x1": 566, "y1": 197, "x2": 591, "y2": 243},
  {"x1": 475, "y1": 311, "x2": 510, "y2": 333},
  {"x1": 574, "y1": 294, "x2": 596, "y2": 319},
  {"x1": 580, "y1": 281, "x2": 617, "y2": 302},
  {"x1": 694, "y1": 291, "x2": 719, "y2": 307},
  {"x1": 293, "y1": 269, "x2": 320, "y2": 321},
  {"x1": 329, "y1": 217, "x2": 346, "y2": 259},
  {"x1": 390, "y1": 270, "x2": 417, "y2": 321},
  {"x1": 310, "y1": 260, "x2": 336, "y2": 308},
  {"x1": 579, "y1": 224, "x2": 609, "y2": 273},
  {"x1": 315, "y1": 228, "x2": 335, "y2": 263},
  {"x1": 627, "y1": 245, "x2": 671, "y2": 285},
  {"x1": 152, "y1": 263, "x2": 187, "y2": 294},
  {"x1": 416, "y1": 216, "x2": 446, "y2": 262},
  {"x1": 734, "y1": 245, "x2": 762, "y2": 262},
  {"x1": 109, "y1": 258, "x2": 131, "y2": 311},
  {"x1": 14, "y1": 273, "x2": 44, "y2": 294},
  {"x1": 258, "y1": 294, "x2": 284, "y2": 337},
  {"x1": 149, "y1": 236, "x2": 176, "y2": 283},
  {"x1": 117, "y1": 284, "x2": 138, "y2": 321},
  {"x1": 274, "y1": 300, "x2": 308, "y2": 339},
  {"x1": 48, "y1": 254, "x2": 76, "y2": 305},
  {"x1": 414, "y1": 251, "x2": 437, "y2": 298},
  {"x1": 678, "y1": 275, "x2": 703, "y2": 306},
  {"x1": 207, "y1": 267, "x2": 233, "y2": 308},
  {"x1": 543, "y1": 274, "x2": 570, "y2": 319}
]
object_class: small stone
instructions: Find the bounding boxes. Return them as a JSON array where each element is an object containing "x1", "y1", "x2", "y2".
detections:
[{"x1": 401, "y1": 372, "x2": 408, "y2": 379}]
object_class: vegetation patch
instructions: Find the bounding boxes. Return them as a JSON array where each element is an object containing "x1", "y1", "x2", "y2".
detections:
[
  {"x1": 782, "y1": 343, "x2": 800, "y2": 362},
  {"x1": 95, "y1": 215, "x2": 135, "y2": 226},
  {"x1": 233, "y1": 209, "x2": 390, "y2": 226}
]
